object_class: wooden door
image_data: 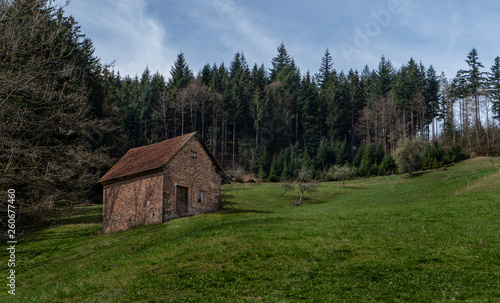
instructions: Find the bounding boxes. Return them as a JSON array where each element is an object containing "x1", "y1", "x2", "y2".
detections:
[{"x1": 176, "y1": 186, "x2": 188, "y2": 216}]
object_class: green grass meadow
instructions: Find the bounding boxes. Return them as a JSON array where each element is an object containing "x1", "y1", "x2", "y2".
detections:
[{"x1": 2, "y1": 158, "x2": 500, "y2": 302}]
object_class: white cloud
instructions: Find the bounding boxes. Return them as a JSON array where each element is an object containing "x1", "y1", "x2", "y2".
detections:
[
  {"x1": 56, "y1": 0, "x2": 500, "y2": 80},
  {"x1": 59, "y1": 0, "x2": 175, "y2": 77},
  {"x1": 186, "y1": 0, "x2": 279, "y2": 68}
]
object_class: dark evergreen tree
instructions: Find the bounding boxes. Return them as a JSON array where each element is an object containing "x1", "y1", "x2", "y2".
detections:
[
  {"x1": 392, "y1": 58, "x2": 425, "y2": 137},
  {"x1": 325, "y1": 72, "x2": 349, "y2": 142},
  {"x1": 333, "y1": 140, "x2": 350, "y2": 165},
  {"x1": 378, "y1": 155, "x2": 397, "y2": 176},
  {"x1": 358, "y1": 143, "x2": 375, "y2": 177},
  {"x1": 423, "y1": 65, "x2": 441, "y2": 139},
  {"x1": 316, "y1": 48, "x2": 334, "y2": 89},
  {"x1": 199, "y1": 63, "x2": 213, "y2": 86},
  {"x1": 228, "y1": 52, "x2": 251, "y2": 167},
  {"x1": 375, "y1": 142, "x2": 385, "y2": 164},
  {"x1": 250, "y1": 63, "x2": 269, "y2": 91},
  {"x1": 168, "y1": 51, "x2": 193, "y2": 92},
  {"x1": 270, "y1": 42, "x2": 292, "y2": 82},
  {"x1": 347, "y1": 69, "x2": 366, "y2": 158},
  {"x1": 298, "y1": 72, "x2": 320, "y2": 150},
  {"x1": 374, "y1": 56, "x2": 395, "y2": 100},
  {"x1": 268, "y1": 156, "x2": 279, "y2": 182},
  {"x1": 138, "y1": 66, "x2": 153, "y2": 144},
  {"x1": 490, "y1": 56, "x2": 500, "y2": 120},
  {"x1": 437, "y1": 73, "x2": 456, "y2": 144},
  {"x1": 314, "y1": 138, "x2": 329, "y2": 171},
  {"x1": 456, "y1": 48, "x2": 488, "y2": 152},
  {"x1": 0, "y1": 0, "x2": 112, "y2": 226}
]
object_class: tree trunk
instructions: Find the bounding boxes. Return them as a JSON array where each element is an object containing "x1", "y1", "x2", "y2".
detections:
[
  {"x1": 255, "y1": 129, "x2": 259, "y2": 152},
  {"x1": 181, "y1": 109, "x2": 185, "y2": 135},
  {"x1": 233, "y1": 119, "x2": 236, "y2": 168}
]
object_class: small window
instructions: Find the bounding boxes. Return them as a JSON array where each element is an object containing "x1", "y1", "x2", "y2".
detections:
[
  {"x1": 190, "y1": 150, "x2": 197, "y2": 159},
  {"x1": 198, "y1": 191, "x2": 206, "y2": 204}
]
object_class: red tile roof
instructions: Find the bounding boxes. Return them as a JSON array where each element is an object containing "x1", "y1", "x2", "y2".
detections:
[{"x1": 98, "y1": 132, "x2": 196, "y2": 184}]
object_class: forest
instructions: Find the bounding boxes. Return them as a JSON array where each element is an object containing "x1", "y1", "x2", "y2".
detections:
[{"x1": 1, "y1": 0, "x2": 500, "y2": 226}]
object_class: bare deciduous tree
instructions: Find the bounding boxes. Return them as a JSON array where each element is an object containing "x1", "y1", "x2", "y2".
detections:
[
  {"x1": 330, "y1": 165, "x2": 355, "y2": 187},
  {"x1": 293, "y1": 166, "x2": 317, "y2": 206}
]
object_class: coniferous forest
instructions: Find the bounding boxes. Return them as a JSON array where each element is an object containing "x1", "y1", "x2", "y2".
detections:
[{"x1": 2, "y1": 1, "x2": 500, "y2": 226}]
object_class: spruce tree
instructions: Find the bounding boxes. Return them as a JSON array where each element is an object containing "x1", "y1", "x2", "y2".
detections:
[
  {"x1": 316, "y1": 48, "x2": 333, "y2": 89},
  {"x1": 347, "y1": 69, "x2": 365, "y2": 158},
  {"x1": 270, "y1": 42, "x2": 292, "y2": 81},
  {"x1": 325, "y1": 72, "x2": 349, "y2": 142},
  {"x1": 314, "y1": 138, "x2": 329, "y2": 171},
  {"x1": 457, "y1": 48, "x2": 488, "y2": 152},
  {"x1": 298, "y1": 72, "x2": 320, "y2": 149},
  {"x1": 490, "y1": 56, "x2": 500, "y2": 120},
  {"x1": 359, "y1": 143, "x2": 375, "y2": 177},
  {"x1": 392, "y1": 58, "x2": 425, "y2": 137},
  {"x1": 375, "y1": 56, "x2": 395, "y2": 99},
  {"x1": 227, "y1": 52, "x2": 250, "y2": 167},
  {"x1": 268, "y1": 156, "x2": 279, "y2": 182},
  {"x1": 0, "y1": 0, "x2": 112, "y2": 226},
  {"x1": 168, "y1": 52, "x2": 193, "y2": 91},
  {"x1": 200, "y1": 64, "x2": 213, "y2": 86},
  {"x1": 423, "y1": 65, "x2": 441, "y2": 140}
]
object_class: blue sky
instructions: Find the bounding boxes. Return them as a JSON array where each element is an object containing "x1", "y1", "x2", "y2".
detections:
[{"x1": 58, "y1": 0, "x2": 500, "y2": 80}]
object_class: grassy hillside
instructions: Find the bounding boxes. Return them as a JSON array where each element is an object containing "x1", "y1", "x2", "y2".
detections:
[{"x1": 2, "y1": 158, "x2": 500, "y2": 302}]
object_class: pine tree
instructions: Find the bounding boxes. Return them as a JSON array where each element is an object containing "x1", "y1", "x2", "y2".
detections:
[
  {"x1": 457, "y1": 48, "x2": 488, "y2": 153},
  {"x1": 301, "y1": 147, "x2": 312, "y2": 169},
  {"x1": 375, "y1": 142, "x2": 385, "y2": 164},
  {"x1": 423, "y1": 65, "x2": 441, "y2": 140},
  {"x1": 168, "y1": 52, "x2": 193, "y2": 92},
  {"x1": 392, "y1": 58, "x2": 425, "y2": 137},
  {"x1": 138, "y1": 66, "x2": 153, "y2": 144},
  {"x1": 270, "y1": 42, "x2": 292, "y2": 81},
  {"x1": 227, "y1": 52, "x2": 250, "y2": 167},
  {"x1": 378, "y1": 155, "x2": 397, "y2": 176},
  {"x1": 314, "y1": 138, "x2": 329, "y2": 171},
  {"x1": 298, "y1": 72, "x2": 320, "y2": 150},
  {"x1": 375, "y1": 56, "x2": 395, "y2": 99},
  {"x1": 316, "y1": 48, "x2": 333, "y2": 89},
  {"x1": 268, "y1": 156, "x2": 279, "y2": 182},
  {"x1": 347, "y1": 69, "x2": 365, "y2": 158},
  {"x1": 325, "y1": 72, "x2": 349, "y2": 142},
  {"x1": 490, "y1": 56, "x2": 500, "y2": 120},
  {"x1": 200, "y1": 64, "x2": 213, "y2": 86},
  {"x1": 438, "y1": 73, "x2": 456, "y2": 144},
  {"x1": 358, "y1": 143, "x2": 374, "y2": 177}
]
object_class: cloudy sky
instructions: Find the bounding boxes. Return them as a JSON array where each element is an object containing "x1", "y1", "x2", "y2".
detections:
[{"x1": 58, "y1": 0, "x2": 500, "y2": 80}]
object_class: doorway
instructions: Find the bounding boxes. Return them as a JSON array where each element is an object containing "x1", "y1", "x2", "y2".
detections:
[{"x1": 176, "y1": 185, "x2": 188, "y2": 216}]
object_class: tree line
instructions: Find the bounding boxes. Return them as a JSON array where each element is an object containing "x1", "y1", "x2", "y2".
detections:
[
  {"x1": 1, "y1": 0, "x2": 499, "y2": 226},
  {"x1": 111, "y1": 46, "x2": 499, "y2": 176}
]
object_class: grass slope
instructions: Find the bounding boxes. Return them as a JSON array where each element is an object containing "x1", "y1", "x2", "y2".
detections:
[{"x1": 2, "y1": 158, "x2": 500, "y2": 302}]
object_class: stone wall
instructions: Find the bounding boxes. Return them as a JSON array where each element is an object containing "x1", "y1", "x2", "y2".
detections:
[
  {"x1": 163, "y1": 137, "x2": 222, "y2": 220},
  {"x1": 102, "y1": 172, "x2": 163, "y2": 233}
]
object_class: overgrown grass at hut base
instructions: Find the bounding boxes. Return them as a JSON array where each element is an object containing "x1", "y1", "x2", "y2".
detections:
[{"x1": 2, "y1": 157, "x2": 500, "y2": 302}]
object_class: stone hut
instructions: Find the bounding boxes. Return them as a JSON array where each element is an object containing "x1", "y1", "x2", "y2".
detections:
[{"x1": 98, "y1": 132, "x2": 229, "y2": 233}]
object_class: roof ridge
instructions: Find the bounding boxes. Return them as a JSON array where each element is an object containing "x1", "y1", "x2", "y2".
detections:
[{"x1": 98, "y1": 132, "x2": 198, "y2": 184}]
